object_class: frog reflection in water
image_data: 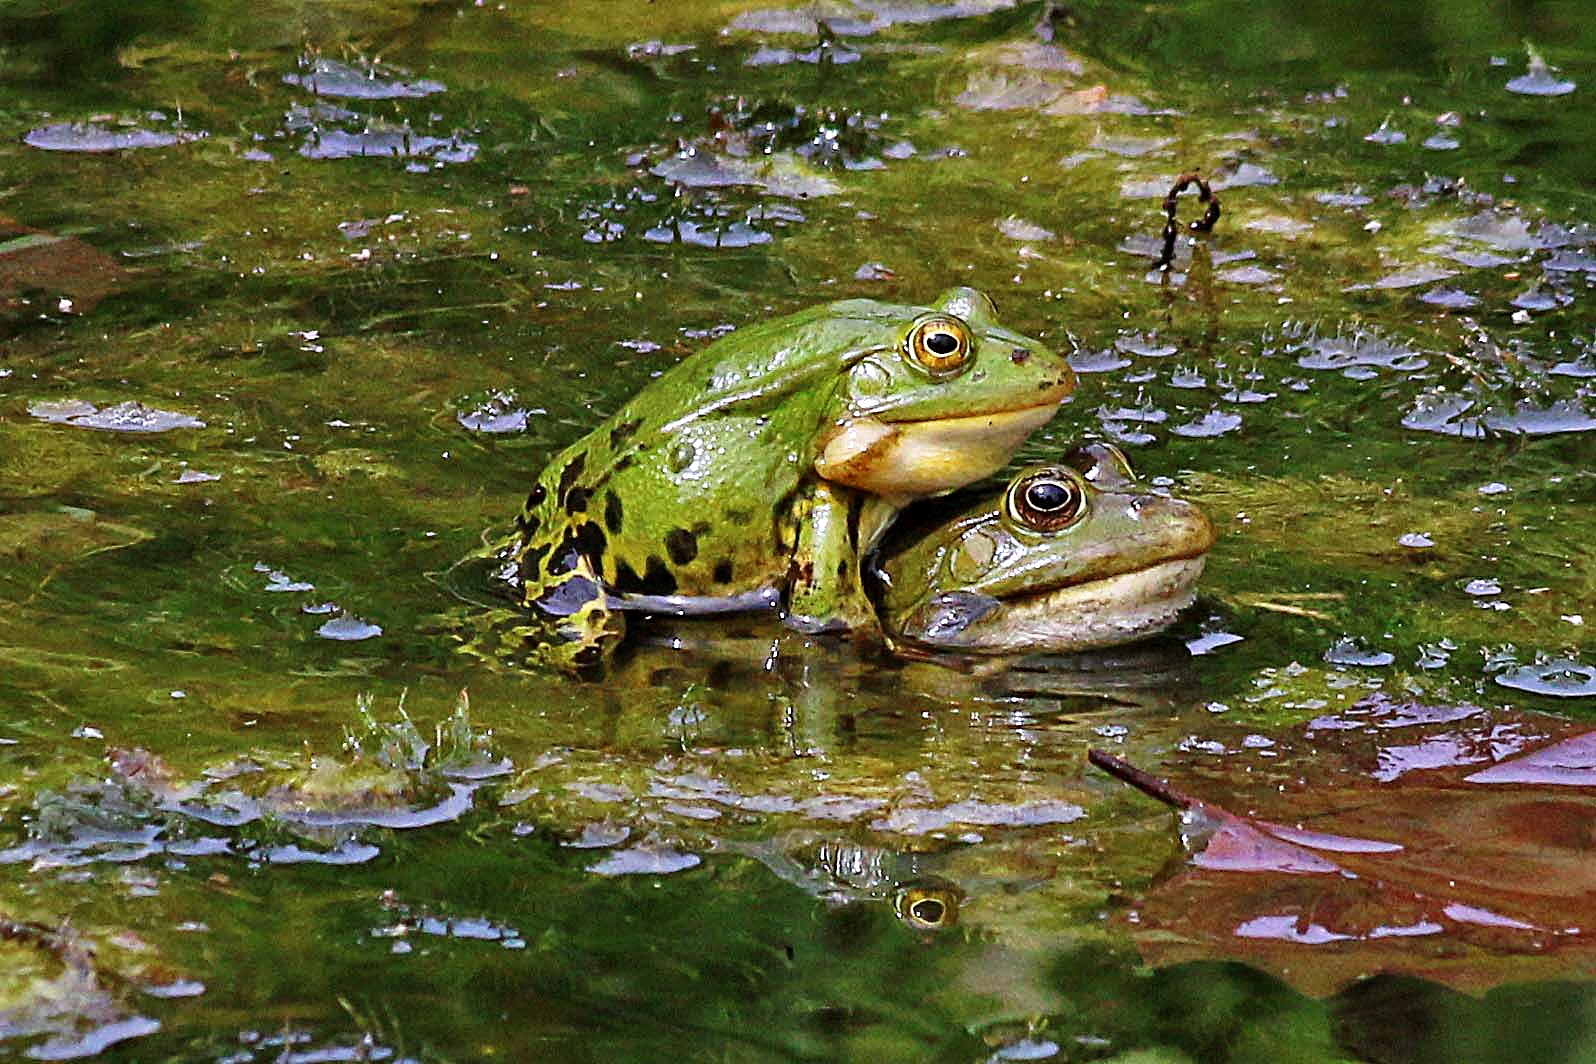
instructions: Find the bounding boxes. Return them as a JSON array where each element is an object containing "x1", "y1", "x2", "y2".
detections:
[
  {"x1": 871, "y1": 443, "x2": 1216, "y2": 655},
  {"x1": 496, "y1": 288, "x2": 1074, "y2": 668}
]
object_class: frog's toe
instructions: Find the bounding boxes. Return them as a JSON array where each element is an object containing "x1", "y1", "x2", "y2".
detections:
[{"x1": 782, "y1": 612, "x2": 854, "y2": 636}]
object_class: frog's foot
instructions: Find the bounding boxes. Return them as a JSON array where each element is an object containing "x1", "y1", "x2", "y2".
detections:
[
  {"x1": 783, "y1": 571, "x2": 882, "y2": 639},
  {"x1": 525, "y1": 563, "x2": 626, "y2": 672}
]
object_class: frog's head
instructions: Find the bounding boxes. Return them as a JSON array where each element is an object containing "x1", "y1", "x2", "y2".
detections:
[
  {"x1": 814, "y1": 287, "x2": 1074, "y2": 500},
  {"x1": 872, "y1": 443, "x2": 1215, "y2": 654}
]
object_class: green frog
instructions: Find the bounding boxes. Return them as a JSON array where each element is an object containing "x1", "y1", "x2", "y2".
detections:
[
  {"x1": 496, "y1": 287, "x2": 1074, "y2": 668},
  {"x1": 870, "y1": 443, "x2": 1215, "y2": 655}
]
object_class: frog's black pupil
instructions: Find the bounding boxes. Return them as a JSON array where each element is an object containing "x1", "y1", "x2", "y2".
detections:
[
  {"x1": 1026, "y1": 480, "x2": 1072, "y2": 512},
  {"x1": 911, "y1": 898, "x2": 945, "y2": 924},
  {"x1": 925, "y1": 330, "x2": 960, "y2": 356}
]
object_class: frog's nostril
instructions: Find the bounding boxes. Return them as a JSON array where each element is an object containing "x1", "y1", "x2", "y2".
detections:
[{"x1": 1010, "y1": 346, "x2": 1032, "y2": 364}]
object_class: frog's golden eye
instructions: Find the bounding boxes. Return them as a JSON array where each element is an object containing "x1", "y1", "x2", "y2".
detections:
[
  {"x1": 1007, "y1": 469, "x2": 1086, "y2": 532},
  {"x1": 905, "y1": 315, "x2": 972, "y2": 375},
  {"x1": 894, "y1": 886, "x2": 961, "y2": 931}
]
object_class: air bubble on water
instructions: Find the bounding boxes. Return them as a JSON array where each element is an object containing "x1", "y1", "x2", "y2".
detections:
[
  {"x1": 1372, "y1": 264, "x2": 1456, "y2": 290},
  {"x1": 1364, "y1": 118, "x2": 1407, "y2": 145},
  {"x1": 1171, "y1": 409, "x2": 1243, "y2": 438},
  {"x1": 1495, "y1": 658, "x2": 1596, "y2": 697},
  {"x1": 1420, "y1": 286, "x2": 1480, "y2": 309},
  {"x1": 1415, "y1": 643, "x2": 1452, "y2": 669},
  {"x1": 458, "y1": 390, "x2": 535, "y2": 434},
  {"x1": 317, "y1": 612, "x2": 383, "y2": 641},
  {"x1": 1115, "y1": 332, "x2": 1177, "y2": 357},
  {"x1": 1067, "y1": 348, "x2": 1132, "y2": 373},
  {"x1": 283, "y1": 57, "x2": 446, "y2": 99},
  {"x1": 24, "y1": 122, "x2": 205, "y2": 152},
  {"x1": 29, "y1": 399, "x2": 205, "y2": 433},
  {"x1": 1505, "y1": 50, "x2": 1576, "y2": 96},
  {"x1": 1324, "y1": 636, "x2": 1395, "y2": 667}
]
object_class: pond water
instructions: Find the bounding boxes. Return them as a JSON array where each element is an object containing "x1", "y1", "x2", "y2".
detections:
[{"x1": 2, "y1": 0, "x2": 1595, "y2": 1059}]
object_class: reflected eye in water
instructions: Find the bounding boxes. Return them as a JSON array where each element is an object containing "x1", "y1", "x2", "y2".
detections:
[
  {"x1": 894, "y1": 885, "x2": 962, "y2": 931},
  {"x1": 906, "y1": 315, "x2": 972, "y2": 375},
  {"x1": 1006, "y1": 468, "x2": 1086, "y2": 532}
]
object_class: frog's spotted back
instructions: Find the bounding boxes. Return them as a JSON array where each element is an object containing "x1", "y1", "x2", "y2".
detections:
[{"x1": 494, "y1": 290, "x2": 1072, "y2": 669}]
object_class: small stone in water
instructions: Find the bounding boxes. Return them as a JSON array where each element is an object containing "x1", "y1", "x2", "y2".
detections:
[
  {"x1": 1478, "y1": 482, "x2": 1511, "y2": 495},
  {"x1": 1398, "y1": 532, "x2": 1434, "y2": 548},
  {"x1": 1463, "y1": 578, "x2": 1502, "y2": 597}
]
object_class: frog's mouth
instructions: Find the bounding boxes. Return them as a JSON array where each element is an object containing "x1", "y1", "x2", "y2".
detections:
[
  {"x1": 815, "y1": 399, "x2": 1064, "y2": 498},
  {"x1": 896, "y1": 556, "x2": 1208, "y2": 655}
]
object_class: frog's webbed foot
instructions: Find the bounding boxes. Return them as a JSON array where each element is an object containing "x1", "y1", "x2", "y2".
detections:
[
  {"x1": 454, "y1": 558, "x2": 625, "y2": 673},
  {"x1": 524, "y1": 561, "x2": 626, "y2": 671}
]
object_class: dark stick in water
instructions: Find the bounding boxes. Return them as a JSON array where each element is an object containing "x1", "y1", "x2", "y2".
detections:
[
  {"x1": 1087, "y1": 748, "x2": 1197, "y2": 809},
  {"x1": 1155, "y1": 171, "x2": 1222, "y2": 272}
]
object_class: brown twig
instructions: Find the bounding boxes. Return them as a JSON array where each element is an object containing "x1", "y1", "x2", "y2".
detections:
[
  {"x1": 1087, "y1": 749, "x2": 1196, "y2": 810},
  {"x1": 1154, "y1": 171, "x2": 1222, "y2": 272}
]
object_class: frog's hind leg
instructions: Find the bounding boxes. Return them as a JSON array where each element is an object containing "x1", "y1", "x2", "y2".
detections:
[{"x1": 523, "y1": 557, "x2": 626, "y2": 671}]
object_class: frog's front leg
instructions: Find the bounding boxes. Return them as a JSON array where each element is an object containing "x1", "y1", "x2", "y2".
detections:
[{"x1": 784, "y1": 480, "x2": 888, "y2": 636}]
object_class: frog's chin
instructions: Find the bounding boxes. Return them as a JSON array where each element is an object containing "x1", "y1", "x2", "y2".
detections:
[
  {"x1": 815, "y1": 401, "x2": 1061, "y2": 498},
  {"x1": 901, "y1": 556, "x2": 1207, "y2": 655}
]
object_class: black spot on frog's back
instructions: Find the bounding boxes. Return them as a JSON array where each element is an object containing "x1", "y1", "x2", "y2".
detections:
[
  {"x1": 564, "y1": 487, "x2": 592, "y2": 515},
  {"x1": 664, "y1": 527, "x2": 698, "y2": 566},
  {"x1": 612, "y1": 554, "x2": 679, "y2": 596},
  {"x1": 556, "y1": 453, "x2": 587, "y2": 508},
  {"x1": 609, "y1": 417, "x2": 643, "y2": 449},
  {"x1": 642, "y1": 555, "x2": 677, "y2": 595},
  {"x1": 523, "y1": 483, "x2": 547, "y2": 515},
  {"x1": 713, "y1": 559, "x2": 735, "y2": 585},
  {"x1": 603, "y1": 490, "x2": 625, "y2": 535}
]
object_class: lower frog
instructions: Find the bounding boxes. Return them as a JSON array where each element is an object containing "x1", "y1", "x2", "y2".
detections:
[
  {"x1": 870, "y1": 443, "x2": 1215, "y2": 655},
  {"x1": 488, "y1": 288, "x2": 1074, "y2": 669}
]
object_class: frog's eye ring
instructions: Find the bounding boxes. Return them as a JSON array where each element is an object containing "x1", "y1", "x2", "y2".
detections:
[
  {"x1": 894, "y1": 886, "x2": 961, "y2": 931},
  {"x1": 1007, "y1": 469, "x2": 1086, "y2": 532},
  {"x1": 905, "y1": 315, "x2": 972, "y2": 374}
]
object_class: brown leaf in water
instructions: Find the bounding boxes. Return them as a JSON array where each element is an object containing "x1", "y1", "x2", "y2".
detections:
[
  {"x1": 0, "y1": 215, "x2": 125, "y2": 314},
  {"x1": 1092, "y1": 699, "x2": 1596, "y2": 996}
]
